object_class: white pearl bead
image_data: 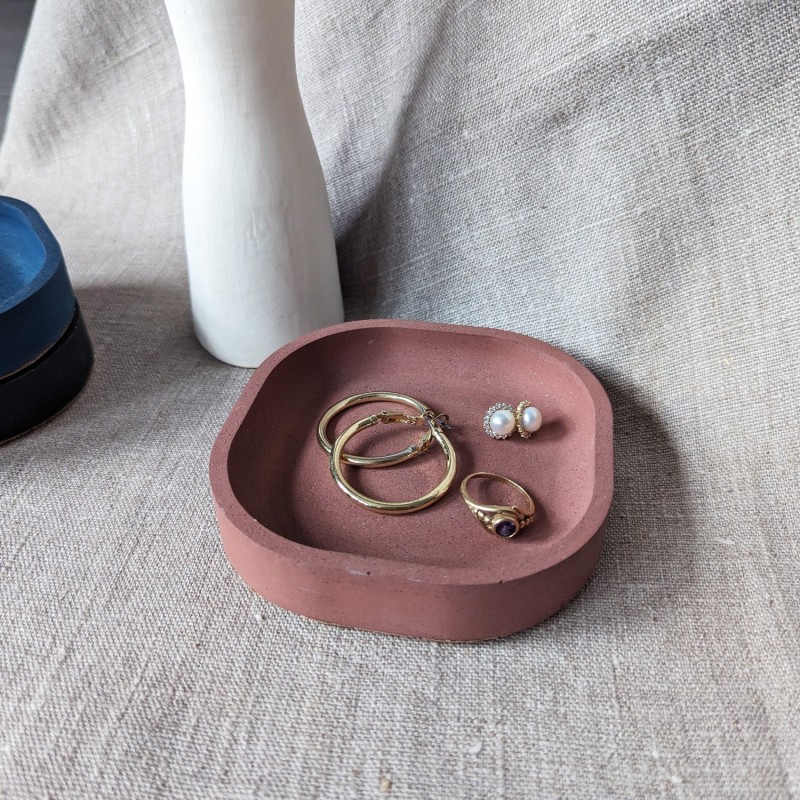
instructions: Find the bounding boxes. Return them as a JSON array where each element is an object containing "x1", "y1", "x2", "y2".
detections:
[
  {"x1": 521, "y1": 405, "x2": 542, "y2": 433},
  {"x1": 489, "y1": 409, "x2": 515, "y2": 436}
]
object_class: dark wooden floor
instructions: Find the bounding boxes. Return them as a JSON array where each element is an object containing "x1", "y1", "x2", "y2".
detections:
[{"x1": 0, "y1": 0, "x2": 35, "y2": 136}]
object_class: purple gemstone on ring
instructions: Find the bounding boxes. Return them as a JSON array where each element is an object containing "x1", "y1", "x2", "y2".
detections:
[{"x1": 495, "y1": 520, "x2": 518, "y2": 538}]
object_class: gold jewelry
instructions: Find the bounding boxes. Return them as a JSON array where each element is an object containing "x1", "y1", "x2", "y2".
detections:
[
  {"x1": 317, "y1": 391, "x2": 434, "y2": 468},
  {"x1": 330, "y1": 410, "x2": 457, "y2": 514},
  {"x1": 515, "y1": 401, "x2": 542, "y2": 438},
  {"x1": 460, "y1": 472, "x2": 535, "y2": 538}
]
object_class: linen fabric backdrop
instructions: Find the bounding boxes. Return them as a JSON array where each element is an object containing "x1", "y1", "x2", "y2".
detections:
[{"x1": 1, "y1": 0, "x2": 798, "y2": 797}]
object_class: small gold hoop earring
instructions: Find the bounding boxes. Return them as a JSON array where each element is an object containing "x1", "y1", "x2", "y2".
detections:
[
  {"x1": 317, "y1": 391, "x2": 434, "y2": 468},
  {"x1": 460, "y1": 472, "x2": 535, "y2": 538},
  {"x1": 330, "y1": 410, "x2": 457, "y2": 514}
]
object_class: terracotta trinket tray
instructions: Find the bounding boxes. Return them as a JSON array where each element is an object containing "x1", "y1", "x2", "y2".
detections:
[{"x1": 210, "y1": 320, "x2": 613, "y2": 641}]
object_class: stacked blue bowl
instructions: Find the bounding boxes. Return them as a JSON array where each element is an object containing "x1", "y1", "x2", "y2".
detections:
[{"x1": 0, "y1": 197, "x2": 93, "y2": 442}]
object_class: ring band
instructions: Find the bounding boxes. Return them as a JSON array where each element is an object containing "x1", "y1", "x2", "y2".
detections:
[
  {"x1": 460, "y1": 472, "x2": 535, "y2": 538},
  {"x1": 330, "y1": 410, "x2": 457, "y2": 514},
  {"x1": 317, "y1": 391, "x2": 434, "y2": 468}
]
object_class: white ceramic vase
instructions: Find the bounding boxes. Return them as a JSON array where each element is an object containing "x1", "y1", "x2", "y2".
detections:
[{"x1": 164, "y1": 0, "x2": 343, "y2": 367}]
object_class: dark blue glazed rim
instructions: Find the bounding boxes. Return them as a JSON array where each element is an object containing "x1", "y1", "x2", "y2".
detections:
[
  {"x1": 0, "y1": 302, "x2": 93, "y2": 443},
  {"x1": 0, "y1": 196, "x2": 76, "y2": 377}
]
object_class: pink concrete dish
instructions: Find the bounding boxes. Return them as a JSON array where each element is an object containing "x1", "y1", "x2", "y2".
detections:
[{"x1": 209, "y1": 320, "x2": 613, "y2": 641}]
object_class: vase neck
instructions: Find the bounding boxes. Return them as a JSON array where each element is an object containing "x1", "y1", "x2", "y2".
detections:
[{"x1": 166, "y1": 0, "x2": 298, "y2": 98}]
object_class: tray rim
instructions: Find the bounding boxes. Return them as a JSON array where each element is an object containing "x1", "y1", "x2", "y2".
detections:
[{"x1": 210, "y1": 319, "x2": 613, "y2": 588}]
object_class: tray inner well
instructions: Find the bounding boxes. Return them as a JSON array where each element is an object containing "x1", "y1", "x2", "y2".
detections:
[{"x1": 227, "y1": 326, "x2": 600, "y2": 574}]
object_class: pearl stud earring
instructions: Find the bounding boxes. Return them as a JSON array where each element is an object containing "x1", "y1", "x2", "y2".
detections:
[
  {"x1": 484, "y1": 401, "x2": 543, "y2": 439},
  {"x1": 483, "y1": 403, "x2": 516, "y2": 439},
  {"x1": 515, "y1": 401, "x2": 542, "y2": 438}
]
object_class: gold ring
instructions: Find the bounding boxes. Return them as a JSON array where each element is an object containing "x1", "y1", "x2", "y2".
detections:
[
  {"x1": 317, "y1": 391, "x2": 434, "y2": 468},
  {"x1": 460, "y1": 472, "x2": 535, "y2": 538},
  {"x1": 330, "y1": 410, "x2": 457, "y2": 514}
]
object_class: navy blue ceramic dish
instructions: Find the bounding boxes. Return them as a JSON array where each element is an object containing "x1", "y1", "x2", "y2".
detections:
[
  {"x1": 0, "y1": 196, "x2": 76, "y2": 376},
  {"x1": 0, "y1": 196, "x2": 93, "y2": 442},
  {"x1": 0, "y1": 303, "x2": 93, "y2": 443}
]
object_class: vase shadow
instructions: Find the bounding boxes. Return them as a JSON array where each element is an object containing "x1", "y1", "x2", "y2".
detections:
[{"x1": 335, "y1": 9, "x2": 450, "y2": 321}]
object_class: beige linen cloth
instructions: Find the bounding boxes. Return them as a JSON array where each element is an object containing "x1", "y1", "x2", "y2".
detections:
[{"x1": 1, "y1": 0, "x2": 798, "y2": 797}]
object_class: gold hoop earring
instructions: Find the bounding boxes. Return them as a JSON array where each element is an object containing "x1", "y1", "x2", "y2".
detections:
[
  {"x1": 330, "y1": 410, "x2": 456, "y2": 514},
  {"x1": 317, "y1": 391, "x2": 434, "y2": 468}
]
